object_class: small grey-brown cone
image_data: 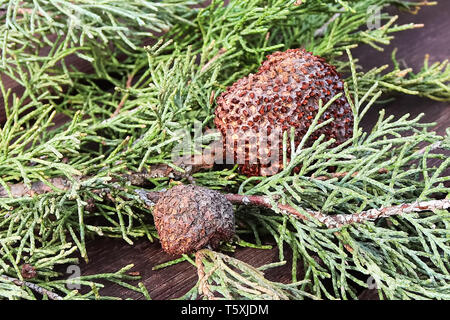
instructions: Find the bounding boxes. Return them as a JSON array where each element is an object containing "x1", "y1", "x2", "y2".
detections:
[{"x1": 153, "y1": 184, "x2": 235, "y2": 255}]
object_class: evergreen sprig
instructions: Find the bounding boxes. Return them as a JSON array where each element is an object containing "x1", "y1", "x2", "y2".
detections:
[
  {"x1": 0, "y1": 0, "x2": 449, "y2": 300},
  {"x1": 191, "y1": 249, "x2": 317, "y2": 300}
]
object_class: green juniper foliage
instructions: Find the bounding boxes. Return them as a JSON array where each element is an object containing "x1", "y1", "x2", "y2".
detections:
[{"x1": 0, "y1": 0, "x2": 449, "y2": 299}]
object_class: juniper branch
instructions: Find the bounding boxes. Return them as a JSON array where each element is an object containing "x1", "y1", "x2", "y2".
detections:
[{"x1": 194, "y1": 249, "x2": 315, "y2": 300}]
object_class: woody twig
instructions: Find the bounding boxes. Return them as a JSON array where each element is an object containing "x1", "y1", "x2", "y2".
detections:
[{"x1": 1, "y1": 275, "x2": 63, "y2": 300}]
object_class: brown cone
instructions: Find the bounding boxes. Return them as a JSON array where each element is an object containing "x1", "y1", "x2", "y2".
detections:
[
  {"x1": 153, "y1": 185, "x2": 235, "y2": 255},
  {"x1": 214, "y1": 48, "x2": 353, "y2": 176}
]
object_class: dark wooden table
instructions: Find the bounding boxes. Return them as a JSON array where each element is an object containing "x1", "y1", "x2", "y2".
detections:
[{"x1": 2, "y1": 2, "x2": 449, "y2": 300}]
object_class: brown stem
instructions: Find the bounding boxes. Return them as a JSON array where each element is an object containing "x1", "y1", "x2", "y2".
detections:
[
  {"x1": 138, "y1": 190, "x2": 450, "y2": 229},
  {"x1": 0, "y1": 164, "x2": 181, "y2": 198},
  {"x1": 227, "y1": 194, "x2": 450, "y2": 229},
  {"x1": 2, "y1": 166, "x2": 448, "y2": 229},
  {"x1": 200, "y1": 48, "x2": 227, "y2": 73},
  {"x1": 111, "y1": 74, "x2": 134, "y2": 118},
  {"x1": 1, "y1": 275, "x2": 63, "y2": 300},
  {"x1": 0, "y1": 152, "x2": 219, "y2": 198},
  {"x1": 323, "y1": 199, "x2": 450, "y2": 228},
  {"x1": 224, "y1": 193, "x2": 310, "y2": 221},
  {"x1": 0, "y1": 166, "x2": 380, "y2": 198}
]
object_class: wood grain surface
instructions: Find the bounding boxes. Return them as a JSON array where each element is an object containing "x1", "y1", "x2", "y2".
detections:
[{"x1": 2, "y1": 1, "x2": 449, "y2": 300}]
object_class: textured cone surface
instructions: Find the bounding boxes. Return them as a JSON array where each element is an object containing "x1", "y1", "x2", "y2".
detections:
[
  {"x1": 153, "y1": 185, "x2": 235, "y2": 255},
  {"x1": 214, "y1": 48, "x2": 353, "y2": 176}
]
